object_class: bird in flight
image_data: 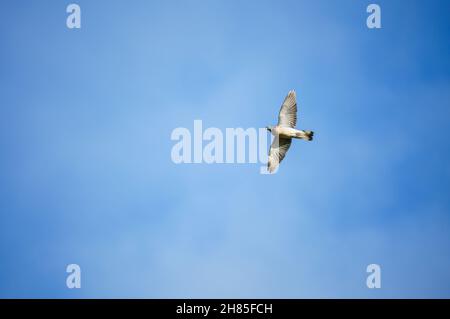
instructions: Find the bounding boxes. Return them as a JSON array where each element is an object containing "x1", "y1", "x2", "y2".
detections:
[{"x1": 266, "y1": 90, "x2": 314, "y2": 173}]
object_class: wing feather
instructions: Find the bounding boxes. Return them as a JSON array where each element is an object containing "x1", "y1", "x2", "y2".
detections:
[
  {"x1": 277, "y1": 90, "x2": 297, "y2": 128},
  {"x1": 267, "y1": 137, "x2": 292, "y2": 173}
]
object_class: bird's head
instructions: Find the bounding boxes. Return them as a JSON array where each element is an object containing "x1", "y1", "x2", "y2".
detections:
[{"x1": 266, "y1": 125, "x2": 273, "y2": 132}]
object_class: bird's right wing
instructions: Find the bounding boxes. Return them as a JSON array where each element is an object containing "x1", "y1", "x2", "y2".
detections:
[
  {"x1": 277, "y1": 90, "x2": 297, "y2": 128},
  {"x1": 267, "y1": 137, "x2": 292, "y2": 173}
]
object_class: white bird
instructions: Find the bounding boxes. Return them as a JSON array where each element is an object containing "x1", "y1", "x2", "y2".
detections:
[{"x1": 266, "y1": 90, "x2": 314, "y2": 173}]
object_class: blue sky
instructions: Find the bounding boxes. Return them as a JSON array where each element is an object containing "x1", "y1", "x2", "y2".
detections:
[{"x1": 0, "y1": 0, "x2": 449, "y2": 298}]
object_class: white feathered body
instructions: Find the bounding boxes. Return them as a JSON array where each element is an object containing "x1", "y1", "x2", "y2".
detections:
[{"x1": 271, "y1": 126, "x2": 312, "y2": 140}]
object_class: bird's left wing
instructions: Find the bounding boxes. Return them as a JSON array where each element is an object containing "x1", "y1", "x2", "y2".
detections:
[
  {"x1": 268, "y1": 137, "x2": 292, "y2": 173},
  {"x1": 277, "y1": 90, "x2": 297, "y2": 128}
]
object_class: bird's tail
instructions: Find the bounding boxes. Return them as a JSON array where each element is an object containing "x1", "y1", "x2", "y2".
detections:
[{"x1": 296, "y1": 130, "x2": 314, "y2": 141}]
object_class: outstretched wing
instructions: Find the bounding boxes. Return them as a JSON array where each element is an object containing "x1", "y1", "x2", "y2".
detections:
[
  {"x1": 277, "y1": 90, "x2": 297, "y2": 128},
  {"x1": 267, "y1": 137, "x2": 292, "y2": 173}
]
